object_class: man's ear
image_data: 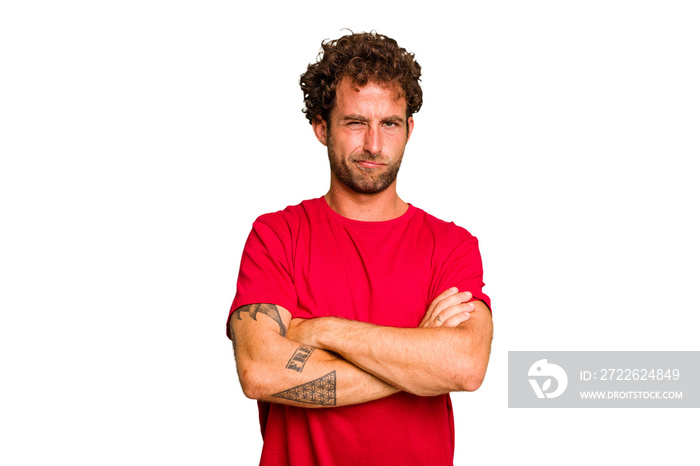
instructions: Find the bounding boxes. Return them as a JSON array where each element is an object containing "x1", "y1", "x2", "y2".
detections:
[
  {"x1": 312, "y1": 117, "x2": 328, "y2": 146},
  {"x1": 406, "y1": 115, "x2": 415, "y2": 142}
]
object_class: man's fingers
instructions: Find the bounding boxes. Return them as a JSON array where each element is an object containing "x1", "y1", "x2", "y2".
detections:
[
  {"x1": 420, "y1": 287, "x2": 460, "y2": 326},
  {"x1": 427, "y1": 287, "x2": 459, "y2": 313},
  {"x1": 441, "y1": 311, "x2": 471, "y2": 328},
  {"x1": 420, "y1": 288, "x2": 476, "y2": 328},
  {"x1": 434, "y1": 302, "x2": 475, "y2": 327},
  {"x1": 433, "y1": 291, "x2": 473, "y2": 316}
]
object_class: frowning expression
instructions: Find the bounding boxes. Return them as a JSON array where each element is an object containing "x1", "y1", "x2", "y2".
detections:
[{"x1": 313, "y1": 77, "x2": 414, "y2": 194}]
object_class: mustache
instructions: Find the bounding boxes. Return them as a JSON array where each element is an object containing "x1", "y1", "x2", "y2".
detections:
[{"x1": 350, "y1": 155, "x2": 389, "y2": 164}]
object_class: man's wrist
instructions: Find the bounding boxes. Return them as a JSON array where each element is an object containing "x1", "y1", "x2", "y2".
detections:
[
  {"x1": 310, "y1": 316, "x2": 339, "y2": 349},
  {"x1": 288, "y1": 316, "x2": 340, "y2": 348}
]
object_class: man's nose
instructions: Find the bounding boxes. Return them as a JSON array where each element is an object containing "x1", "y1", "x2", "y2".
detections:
[{"x1": 363, "y1": 125, "x2": 383, "y2": 157}]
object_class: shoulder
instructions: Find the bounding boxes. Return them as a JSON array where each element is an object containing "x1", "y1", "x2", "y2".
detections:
[
  {"x1": 254, "y1": 198, "x2": 321, "y2": 230},
  {"x1": 239, "y1": 199, "x2": 318, "y2": 261},
  {"x1": 415, "y1": 207, "x2": 477, "y2": 244}
]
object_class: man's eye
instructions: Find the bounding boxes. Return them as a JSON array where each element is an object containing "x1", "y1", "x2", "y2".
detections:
[{"x1": 384, "y1": 121, "x2": 398, "y2": 127}]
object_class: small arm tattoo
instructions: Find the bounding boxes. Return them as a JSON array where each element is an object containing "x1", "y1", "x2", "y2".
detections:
[
  {"x1": 272, "y1": 371, "x2": 336, "y2": 406},
  {"x1": 285, "y1": 345, "x2": 316, "y2": 373},
  {"x1": 232, "y1": 303, "x2": 287, "y2": 337}
]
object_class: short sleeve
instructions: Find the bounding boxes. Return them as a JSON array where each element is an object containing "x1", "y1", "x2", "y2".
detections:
[
  {"x1": 226, "y1": 220, "x2": 298, "y2": 339},
  {"x1": 431, "y1": 229, "x2": 491, "y2": 312}
]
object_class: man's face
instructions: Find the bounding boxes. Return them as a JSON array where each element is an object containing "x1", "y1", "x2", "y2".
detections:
[{"x1": 313, "y1": 77, "x2": 414, "y2": 195}]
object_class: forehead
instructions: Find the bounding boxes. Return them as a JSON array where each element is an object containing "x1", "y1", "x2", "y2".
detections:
[{"x1": 332, "y1": 78, "x2": 407, "y2": 118}]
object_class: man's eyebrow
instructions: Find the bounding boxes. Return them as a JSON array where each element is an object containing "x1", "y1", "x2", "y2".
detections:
[
  {"x1": 383, "y1": 115, "x2": 405, "y2": 123},
  {"x1": 341, "y1": 114, "x2": 369, "y2": 122},
  {"x1": 341, "y1": 114, "x2": 406, "y2": 123}
]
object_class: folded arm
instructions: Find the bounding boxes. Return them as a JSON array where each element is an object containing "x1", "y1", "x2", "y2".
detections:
[
  {"x1": 229, "y1": 303, "x2": 399, "y2": 408},
  {"x1": 287, "y1": 289, "x2": 493, "y2": 397}
]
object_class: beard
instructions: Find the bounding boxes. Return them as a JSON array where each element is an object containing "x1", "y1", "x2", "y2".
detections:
[{"x1": 327, "y1": 137, "x2": 404, "y2": 195}]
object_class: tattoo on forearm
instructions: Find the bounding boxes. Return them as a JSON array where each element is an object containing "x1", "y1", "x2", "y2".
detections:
[
  {"x1": 272, "y1": 371, "x2": 336, "y2": 406},
  {"x1": 285, "y1": 345, "x2": 316, "y2": 372},
  {"x1": 232, "y1": 303, "x2": 287, "y2": 337}
]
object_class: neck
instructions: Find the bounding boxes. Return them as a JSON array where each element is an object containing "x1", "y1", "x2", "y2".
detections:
[{"x1": 325, "y1": 180, "x2": 408, "y2": 221}]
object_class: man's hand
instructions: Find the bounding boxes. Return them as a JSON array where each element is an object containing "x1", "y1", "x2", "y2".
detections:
[
  {"x1": 419, "y1": 287, "x2": 476, "y2": 328},
  {"x1": 287, "y1": 317, "x2": 320, "y2": 347}
]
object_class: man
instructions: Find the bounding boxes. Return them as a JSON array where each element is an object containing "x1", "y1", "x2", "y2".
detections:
[{"x1": 228, "y1": 31, "x2": 493, "y2": 465}]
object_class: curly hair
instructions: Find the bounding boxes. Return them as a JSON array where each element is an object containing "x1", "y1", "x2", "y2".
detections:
[{"x1": 299, "y1": 31, "x2": 423, "y2": 125}]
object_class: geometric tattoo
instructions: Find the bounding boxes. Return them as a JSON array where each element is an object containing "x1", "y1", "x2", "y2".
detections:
[
  {"x1": 285, "y1": 345, "x2": 316, "y2": 372},
  {"x1": 232, "y1": 303, "x2": 287, "y2": 337},
  {"x1": 272, "y1": 371, "x2": 337, "y2": 406}
]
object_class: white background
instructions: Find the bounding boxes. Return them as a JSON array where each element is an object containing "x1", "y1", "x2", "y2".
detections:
[{"x1": 1, "y1": 1, "x2": 698, "y2": 465}]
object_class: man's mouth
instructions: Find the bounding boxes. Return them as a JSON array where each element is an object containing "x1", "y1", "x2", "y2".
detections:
[{"x1": 355, "y1": 160, "x2": 386, "y2": 169}]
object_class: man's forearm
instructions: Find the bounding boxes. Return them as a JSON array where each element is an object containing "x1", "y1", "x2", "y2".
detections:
[
  {"x1": 249, "y1": 344, "x2": 399, "y2": 407},
  {"x1": 232, "y1": 312, "x2": 399, "y2": 408},
  {"x1": 287, "y1": 303, "x2": 493, "y2": 396}
]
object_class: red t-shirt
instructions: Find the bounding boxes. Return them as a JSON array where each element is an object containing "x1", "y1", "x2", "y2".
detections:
[{"x1": 229, "y1": 197, "x2": 490, "y2": 466}]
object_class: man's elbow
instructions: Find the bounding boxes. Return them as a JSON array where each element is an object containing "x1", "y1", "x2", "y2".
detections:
[
  {"x1": 240, "y1": 381, "x2": 262, "y2": 401},
  {"x1": 456, "y1": 357, "x2": 489, "y2": 392},
  {"x1": 238, "y1": 365, "x2": 267, "y2": 400},
  {"x1": 461, "y1": 371, "x2": 486, "y2": 392}
]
